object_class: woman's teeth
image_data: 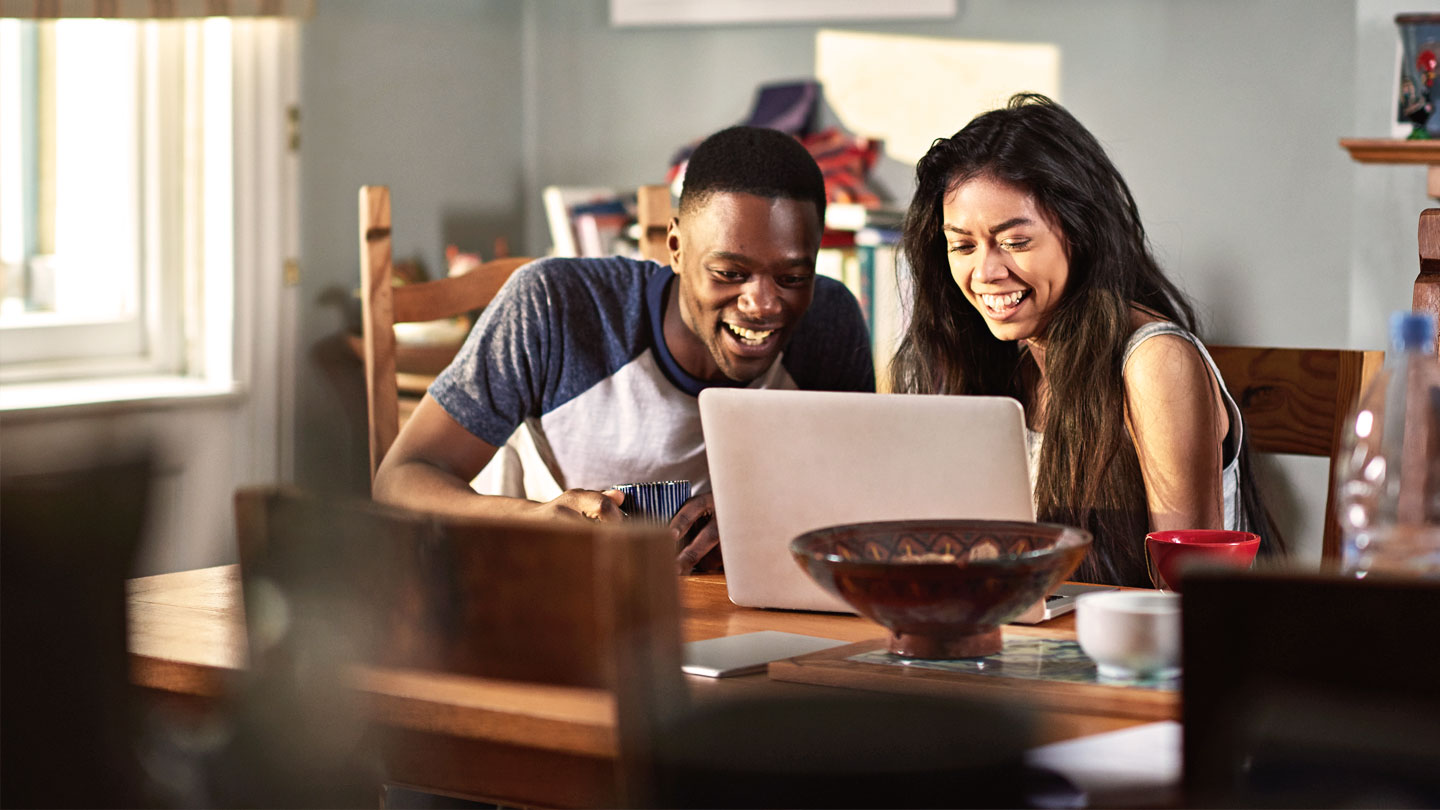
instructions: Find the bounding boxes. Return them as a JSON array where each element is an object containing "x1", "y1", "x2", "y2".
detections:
[
  {"x1": 727, "y1": 323, "x2": 775, "y2": 346},
  {"x1": 981, "y1": 290, "x2": 1027, "y2": 311}
]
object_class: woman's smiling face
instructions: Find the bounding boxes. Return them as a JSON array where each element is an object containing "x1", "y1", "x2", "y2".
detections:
[{"x1": 942, "y1": 175, "x2": 1070, "y2": 344}]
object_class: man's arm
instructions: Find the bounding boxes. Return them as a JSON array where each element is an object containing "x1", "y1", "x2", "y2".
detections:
[{"x1": 373, "y1": 395, "x2": 624, "y2": 523}]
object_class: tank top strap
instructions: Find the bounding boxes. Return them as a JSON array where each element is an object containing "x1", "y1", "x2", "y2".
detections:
[{"x1": 1122, "y1": 321, "x2": 1197, "y2": 367}]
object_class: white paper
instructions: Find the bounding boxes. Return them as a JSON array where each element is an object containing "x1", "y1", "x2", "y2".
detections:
[
  {"x1": 1026, "y1": 720, "x2": 1182, "y2": 806},
  {"x1": 815, "y1": 29, "x2": 1061, "y2": 164}
]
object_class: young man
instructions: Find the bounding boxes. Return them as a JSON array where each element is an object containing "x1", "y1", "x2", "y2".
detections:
[{"x1": 372, "y1": 126, "x2": 874, "y2": 572}]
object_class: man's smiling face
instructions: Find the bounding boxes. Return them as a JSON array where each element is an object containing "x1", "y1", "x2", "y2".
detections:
[{"x1": 664, "y1": 190, "x2": 822, "y2": 383}]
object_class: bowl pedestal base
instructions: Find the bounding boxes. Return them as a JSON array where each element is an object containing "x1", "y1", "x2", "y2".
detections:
[{"x1": 890, "y1": 628, "x2": 1002, "y2": 659}]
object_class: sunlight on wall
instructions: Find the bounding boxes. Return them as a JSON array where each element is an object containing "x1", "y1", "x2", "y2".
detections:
[{"x1": 815, "y1": 29, "x2": 1060, "y2": 165}]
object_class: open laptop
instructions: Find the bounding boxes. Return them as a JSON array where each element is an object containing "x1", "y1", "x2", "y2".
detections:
[{"x1": 700, "y1": 389, "x2": 1047, "y2": 614}]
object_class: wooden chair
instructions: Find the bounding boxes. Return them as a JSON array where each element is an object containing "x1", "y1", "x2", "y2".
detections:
[
  {"x1": 2, "y1": 455, "x2": 153, "y2": 807},
  {"x1": 358, "y1": 185, "x2": 531, "y2": 485},
  {"x1": 1182, "y1": 570, "x2": 1440, "y2": 806},
  {"x1": 1207, "y1": 345, "x2": 1384, "y2": 562},
  {"x1": 233, "y1": 485, "x2": 683, "y2": 807}
]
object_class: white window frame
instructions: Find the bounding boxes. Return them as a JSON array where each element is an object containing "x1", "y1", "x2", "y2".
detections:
[
  {"x1": 0, "y1": 19, "x2": 224, "y2": 381},
  {"x1": 0, "y1": 17, "x2": 297, "y2": 450}
]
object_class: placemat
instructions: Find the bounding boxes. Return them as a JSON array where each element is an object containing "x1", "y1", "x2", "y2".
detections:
[
  {"x1": 768, "y1": 638, "x2": 1179, "y2": 721},
  {"x1": 850, "y1": 637, "x2": 1179, "y2": 690}
]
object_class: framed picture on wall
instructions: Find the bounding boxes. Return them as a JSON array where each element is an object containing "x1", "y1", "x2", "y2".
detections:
[
  {"x1": 1394, "y1": 13, "x2": 1440, "y2": 139},
  {"x1": 610, "y1": 0, "x2": 956, "y2": 28}
]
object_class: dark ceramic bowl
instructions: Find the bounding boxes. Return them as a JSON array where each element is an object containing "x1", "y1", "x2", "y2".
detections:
[{"x1": 790, "y1": 520, "x2": 1092, "y2": 659}]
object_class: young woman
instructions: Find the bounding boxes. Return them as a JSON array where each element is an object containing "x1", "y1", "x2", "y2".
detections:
[{"x1": 891, "y1": 93, "x2": 1276, "y2": 586}]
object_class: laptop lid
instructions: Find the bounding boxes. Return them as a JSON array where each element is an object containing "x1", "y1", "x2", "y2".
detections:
[{"x1": 699, "y1": 389, "x2": 1035, "y2": 612}]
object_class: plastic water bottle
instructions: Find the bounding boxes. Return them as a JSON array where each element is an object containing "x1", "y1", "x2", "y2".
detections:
[{"x1": 1334, "y1": 311, "x2": 1440, "y2": 578}]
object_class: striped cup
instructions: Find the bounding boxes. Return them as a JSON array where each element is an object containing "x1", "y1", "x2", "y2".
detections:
[{"x1": 611, "y1": 480, "x2": 691, "y2": 525}]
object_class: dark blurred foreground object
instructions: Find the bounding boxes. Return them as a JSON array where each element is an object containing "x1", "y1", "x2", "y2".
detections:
[
  {"x1": 648, "y1": 691, "x2": 1038, "y2": 809},
  {"x1": 1183, "y1": 570, "x2": 1440, "y2": 808},
  {"x1": 1, "y1": 456, "x2": 153, "y2": 808},
  {"x1": 231, "y1": 488, "x2": 1049, "y2": 808}
]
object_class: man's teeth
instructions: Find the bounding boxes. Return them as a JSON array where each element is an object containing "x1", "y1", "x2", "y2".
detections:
[
  {"x1": 727, "y1": 323, "x2": 775, "y2": 345},
  {"x1": 981, "y1": 291, "x2": 1026, "y2": 311}
]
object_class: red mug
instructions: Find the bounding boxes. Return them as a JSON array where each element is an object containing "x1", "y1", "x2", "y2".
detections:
[{"x1": 1144, "y1": 530, "x2": 1260, "y2": 592}]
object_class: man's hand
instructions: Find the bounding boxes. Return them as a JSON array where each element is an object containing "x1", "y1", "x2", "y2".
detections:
[
  {"x1": 671, "y1": 492, "x2": 720, "y2": 574},
  {"x1": 538, "y1": 488, "x2": 626, "y2": 523}
]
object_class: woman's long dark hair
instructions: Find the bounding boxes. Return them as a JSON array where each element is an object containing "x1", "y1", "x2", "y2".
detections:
[{"x1": 890, "y1": 93, "x2": 1277, "y2": 585}]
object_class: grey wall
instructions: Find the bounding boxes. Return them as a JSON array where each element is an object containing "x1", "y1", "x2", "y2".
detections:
[
  {"x1": 520, "y1": 0, "x2": 1358, "y2": 348},
  {"x1": 297, "y1": 0, "x2": 1425, "y2": 561},
  {"x1": 298, "y1": 0, "x2": 525, "y2": 493}
]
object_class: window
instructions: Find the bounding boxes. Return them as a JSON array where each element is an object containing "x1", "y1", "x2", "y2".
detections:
[{"x1": 0, "y1": 17, "x2": 233, "y2": 383}]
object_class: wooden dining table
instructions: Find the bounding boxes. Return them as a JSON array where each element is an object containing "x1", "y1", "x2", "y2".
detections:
[{"x1": 127, "y1": 565, "x2": 1173, "y2": 806}]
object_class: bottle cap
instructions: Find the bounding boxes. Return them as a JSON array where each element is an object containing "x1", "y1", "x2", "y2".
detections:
[{"x1": 1388, "y1": 311, "x2": 1437, "y2": 353}]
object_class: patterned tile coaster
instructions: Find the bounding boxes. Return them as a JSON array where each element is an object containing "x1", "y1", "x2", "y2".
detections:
[{"x1": 848, "y1": 638, "x2": 1179, "y2": 691}]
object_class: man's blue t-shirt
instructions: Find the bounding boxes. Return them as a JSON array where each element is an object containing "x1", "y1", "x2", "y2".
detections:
[{"x1": 429, "y1": 255, "x2": 874, "y2": 499}]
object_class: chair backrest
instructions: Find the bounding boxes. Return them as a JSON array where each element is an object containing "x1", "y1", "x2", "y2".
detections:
[
  {"x1": 1207, "y1": 345, "x2": 1384, "y2": 562},
  {"x1": 635, "y1": 184, "x2": 673, "y2": 265},
  {"x1": 234, "y1": 485, "x2": 684, "y2": 806},
  {"x1": 1, "y1": 454, "x2": 152, "y2": 807},
  {"x1": 358, "y1": 185, "x2": 531, "y2": 485}
]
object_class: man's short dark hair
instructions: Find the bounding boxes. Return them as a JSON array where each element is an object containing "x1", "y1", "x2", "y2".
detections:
[{"x1": 678, "y1": 126, "x2": 827, "y2": 222}]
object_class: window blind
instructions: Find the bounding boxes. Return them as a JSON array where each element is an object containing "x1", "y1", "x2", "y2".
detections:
[{"x1": 1, "y1": 0, "x2": 312, "y2": 18}]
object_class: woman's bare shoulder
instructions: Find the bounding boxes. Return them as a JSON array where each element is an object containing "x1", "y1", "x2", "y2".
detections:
[
  {"x1": 1121, "y1": 314, "x2": 1211, "y2": 403},
  {"x1": 1124, "y1": 331, "x2": 1208, "y2": 382}
]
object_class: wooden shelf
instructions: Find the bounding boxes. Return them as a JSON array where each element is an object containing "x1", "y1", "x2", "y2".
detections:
[
  {"x1": 1340, "y1": 138, "x2": 1440, "y2": 198},
  {"x1": 1339, "y1": 138, "x2": 1440, "y2": 164}
]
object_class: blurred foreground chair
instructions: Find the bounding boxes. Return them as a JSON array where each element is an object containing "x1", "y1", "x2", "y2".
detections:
[
  {"x1": 232, "y1": 487, "x2": 1042, "y2": 808},
  {"x1": 233, "y1": 485, "x2": 682, "y2": 807},
  {"x1": 1, "y1": 455, "x2": 153, "y2": 807},
  {"x1": 1207, "y1": 345, "x2": 1384, "y2": 563},
  {"x1": 358, "y1": 185, "x2": 532, "y2": 486},
  {"x1": 1183, "y1": 570, "x2": 1440, "y2": 807}
]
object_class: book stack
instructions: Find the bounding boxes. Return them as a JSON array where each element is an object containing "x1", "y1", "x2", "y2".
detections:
[
  {"x1": 542, "y1": 186, "x2": 640, "y2": 259},
  {"x1": 817, "y1": 204, "x2": 910, "y2": 388}
]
